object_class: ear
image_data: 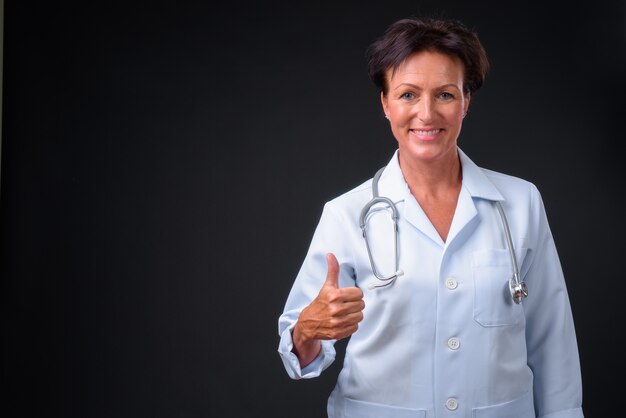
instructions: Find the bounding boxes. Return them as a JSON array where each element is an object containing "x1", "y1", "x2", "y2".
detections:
[
  {"x1": 463, "y1": 93, "x2": 471, "y2": 115},
  {"x1": 380, "y1": 91, "x2": 389, "y2": 117}
]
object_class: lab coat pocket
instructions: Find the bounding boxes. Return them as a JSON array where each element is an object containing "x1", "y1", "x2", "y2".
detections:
[
  {"x1": 472, "y1": 248, "x2": 527, "y2": 327},
  {"x1": 472, "y1": 390, "x2": 535, "y2": 418},
  {"x1": 344, "y1": 398, "x2": 426, "y2": 418}
]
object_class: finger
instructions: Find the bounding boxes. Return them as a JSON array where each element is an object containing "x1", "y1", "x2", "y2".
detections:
[
  {"x1": 323, "y1": 252, "x2": 340, "y2": 288},
  {"x1": 332, "y1": 322, "x2": 361, "y2": 340},
  {"x1": 331, "y1": 299, "x2": 365, "y2": 316},
  {"x1": 336, "y1": 287, "x2": 364, "y2": 302},
  {"x1": 343, "y1": 299, "x2": 366, "y2": 314}
]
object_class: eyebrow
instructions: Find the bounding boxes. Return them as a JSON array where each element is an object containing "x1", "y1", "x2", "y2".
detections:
[{"x1": 393, "y1": 83, "x2": 462, "y2": 91}]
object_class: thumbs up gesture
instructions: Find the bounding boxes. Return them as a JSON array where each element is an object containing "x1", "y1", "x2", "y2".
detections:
[{"x1": 292, "y1": 253, "x2": 365, "y2": 366}]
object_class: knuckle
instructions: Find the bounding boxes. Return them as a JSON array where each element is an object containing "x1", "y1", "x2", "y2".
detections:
[
  {"x1": 327, "y1": 304, "x2": 340, "y2": 316},
  {"x1": 328, "y1": 317, "x2": 342, "y2": 328},
  {"x1": 326, "y1": 290, "x2": 341, "y2": 303}
]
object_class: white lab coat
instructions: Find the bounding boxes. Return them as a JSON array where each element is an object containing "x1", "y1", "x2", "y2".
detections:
[{"x1": 278, "y1": 148, "x2": 583, "y2": 418}]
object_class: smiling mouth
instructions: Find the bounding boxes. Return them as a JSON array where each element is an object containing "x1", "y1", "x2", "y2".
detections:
[{"x1": 412, "y1": 129, "x2": 442, "y2": 135}]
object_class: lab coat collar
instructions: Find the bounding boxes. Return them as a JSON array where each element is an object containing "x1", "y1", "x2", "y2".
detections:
[
  {"x1": 376, "y1": 147, "x2": 504, "y2": 203},
  {"x1": 376, "y1": 148, "x2": 505, "y2": 246},
  {"x1": 458, "y1": 148, "x2": 505, "y2": 202},
  {"x1": 373, "y1": 150, "x2": 408, "y2": 204}
]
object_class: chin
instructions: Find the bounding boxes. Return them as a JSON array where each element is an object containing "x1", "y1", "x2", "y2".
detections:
[{"x1": 400, "y1": 142, "x2": 456, "y2": 164}]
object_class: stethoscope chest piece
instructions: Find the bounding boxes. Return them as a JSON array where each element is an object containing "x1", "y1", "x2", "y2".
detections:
[
  {"x1": 362, "y1": 167, "x2": 529, "y2": 304},
  {"x1": 510, "y1": 277, "x2": 529, "y2": 305}
]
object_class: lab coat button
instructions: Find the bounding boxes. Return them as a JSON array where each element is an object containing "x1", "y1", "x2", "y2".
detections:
[
  {"x1": 445, "y1": 397, "x2": 459, "y2": 411},
  {"x1": 445, "y1": 277, "x2": 458, "y2": 290},
  {"x1": 447, "y1": 337, "x2": 460, "y2": 350}
]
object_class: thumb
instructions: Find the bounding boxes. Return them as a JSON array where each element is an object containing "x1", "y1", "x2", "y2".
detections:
[{"x1": 323, "y1": 252, "x2": 340, "y2": 288}]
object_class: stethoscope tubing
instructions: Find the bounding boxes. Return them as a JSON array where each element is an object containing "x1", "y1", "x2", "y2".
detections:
[{"x1": 360, "y1": 166, "x2": 528, "y2": 303}]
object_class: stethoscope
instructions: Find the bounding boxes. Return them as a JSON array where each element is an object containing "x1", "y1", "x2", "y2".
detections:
[{"x1": 359, "y1": 167, "x2": 529, "y2": 304}]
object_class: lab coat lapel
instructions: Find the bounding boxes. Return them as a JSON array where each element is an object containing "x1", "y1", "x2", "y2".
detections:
[
  {"x1": 402, "y1": 183, "x2": 480, "y2": 248},
  {"x1": 378, "y1": 148, "x2": 505, "y2": 247},
  {"x1": 372, "y1": 153, "x2": 434, "y2": 242},
  {"x1": 445, "y1": 186, "x2": 477, "y2": 246},
  {"x1": 377, "y1": 151, "x2": 447, "y2": 245},
  {"x1": 403, "y1": 193, "x2": 446, "y2": 246},
  {"x1": 446, "y1": 148, "x2": 505, "y2": 246},
  {"x1": 374, "y1": 150, "x2": 407, "y2": 205}
]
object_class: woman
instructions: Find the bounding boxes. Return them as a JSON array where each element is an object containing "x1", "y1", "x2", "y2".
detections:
[{"x1": 277, "y1": 17, "x2": 583, "y2": 418}]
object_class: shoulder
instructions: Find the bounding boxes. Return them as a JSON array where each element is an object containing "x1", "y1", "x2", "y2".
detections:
[
  {"x1": 325, "y1": 177, "x2": 374, "y2": 213},
  {"x1": 308, "y1": 177, "x2": 375, "y2": 242},
  {"x1": 478, "y1": 167, "x2": 545, "y2": 218},
  {"x1": 459, "y1": 148, "x2": 540, "y2": 204},
  {"x1": 481, "y1": 167, "x2": 537, "y2": 194}
]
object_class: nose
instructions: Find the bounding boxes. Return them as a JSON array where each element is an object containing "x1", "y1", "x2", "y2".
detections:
[{"x1": 416, "y1": 96, "x2": 434, "y2": 123}]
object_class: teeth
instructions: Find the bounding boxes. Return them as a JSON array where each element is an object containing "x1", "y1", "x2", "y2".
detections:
[{"x1": 414, "y1": 129, "x2": 441, "y2": 135}]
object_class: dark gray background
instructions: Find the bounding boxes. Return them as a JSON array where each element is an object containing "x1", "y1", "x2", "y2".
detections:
[{"x1": 2, "y1": 0, "x2": 624, "y2": 416}]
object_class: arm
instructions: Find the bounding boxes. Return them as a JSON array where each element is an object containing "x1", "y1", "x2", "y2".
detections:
[
  {"x1": 277, "y1": 204, "x2": 363, "y2": 379},
  {"x1": 523, "y1": 186, "x2": 584, "y2": 418}
]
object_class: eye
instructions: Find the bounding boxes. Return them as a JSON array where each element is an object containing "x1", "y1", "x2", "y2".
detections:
[
  {"x1": 400, "y1": 92, "x2": 415, "y2": 101},
  {"x1": 439, "y1": 92, "x2": 455, "y2": 100}
]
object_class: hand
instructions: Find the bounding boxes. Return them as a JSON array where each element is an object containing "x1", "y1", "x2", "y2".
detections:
[{"x1": 292, "y1": 253, "x2": 365, "y2": 366}]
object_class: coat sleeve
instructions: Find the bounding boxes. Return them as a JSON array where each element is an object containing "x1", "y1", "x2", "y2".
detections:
[
  {"x1": 277, "y1": 202, "x2": 357, "y2": 380},
  {"x1": 522, "y1": 185, "x2": 584, "y2": 418}
]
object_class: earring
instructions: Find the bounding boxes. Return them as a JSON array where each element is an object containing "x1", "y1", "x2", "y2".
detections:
[{"x1": 385, "y1": 115, "x2": 390, "y2": 120}]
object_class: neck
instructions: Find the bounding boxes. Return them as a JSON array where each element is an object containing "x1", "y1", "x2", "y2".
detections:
[{"x1": 398, "y1": 149, "x2": 462, "y2": 199}]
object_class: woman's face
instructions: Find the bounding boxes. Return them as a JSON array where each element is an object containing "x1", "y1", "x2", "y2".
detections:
[{"x1": 381, "y1": 50, "x2": 470, "y2": 167}]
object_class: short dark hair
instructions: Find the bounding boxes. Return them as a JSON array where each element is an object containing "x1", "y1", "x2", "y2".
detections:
[{"x1": 366, "y1": 17, "x2": 490, "y2": 96}]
